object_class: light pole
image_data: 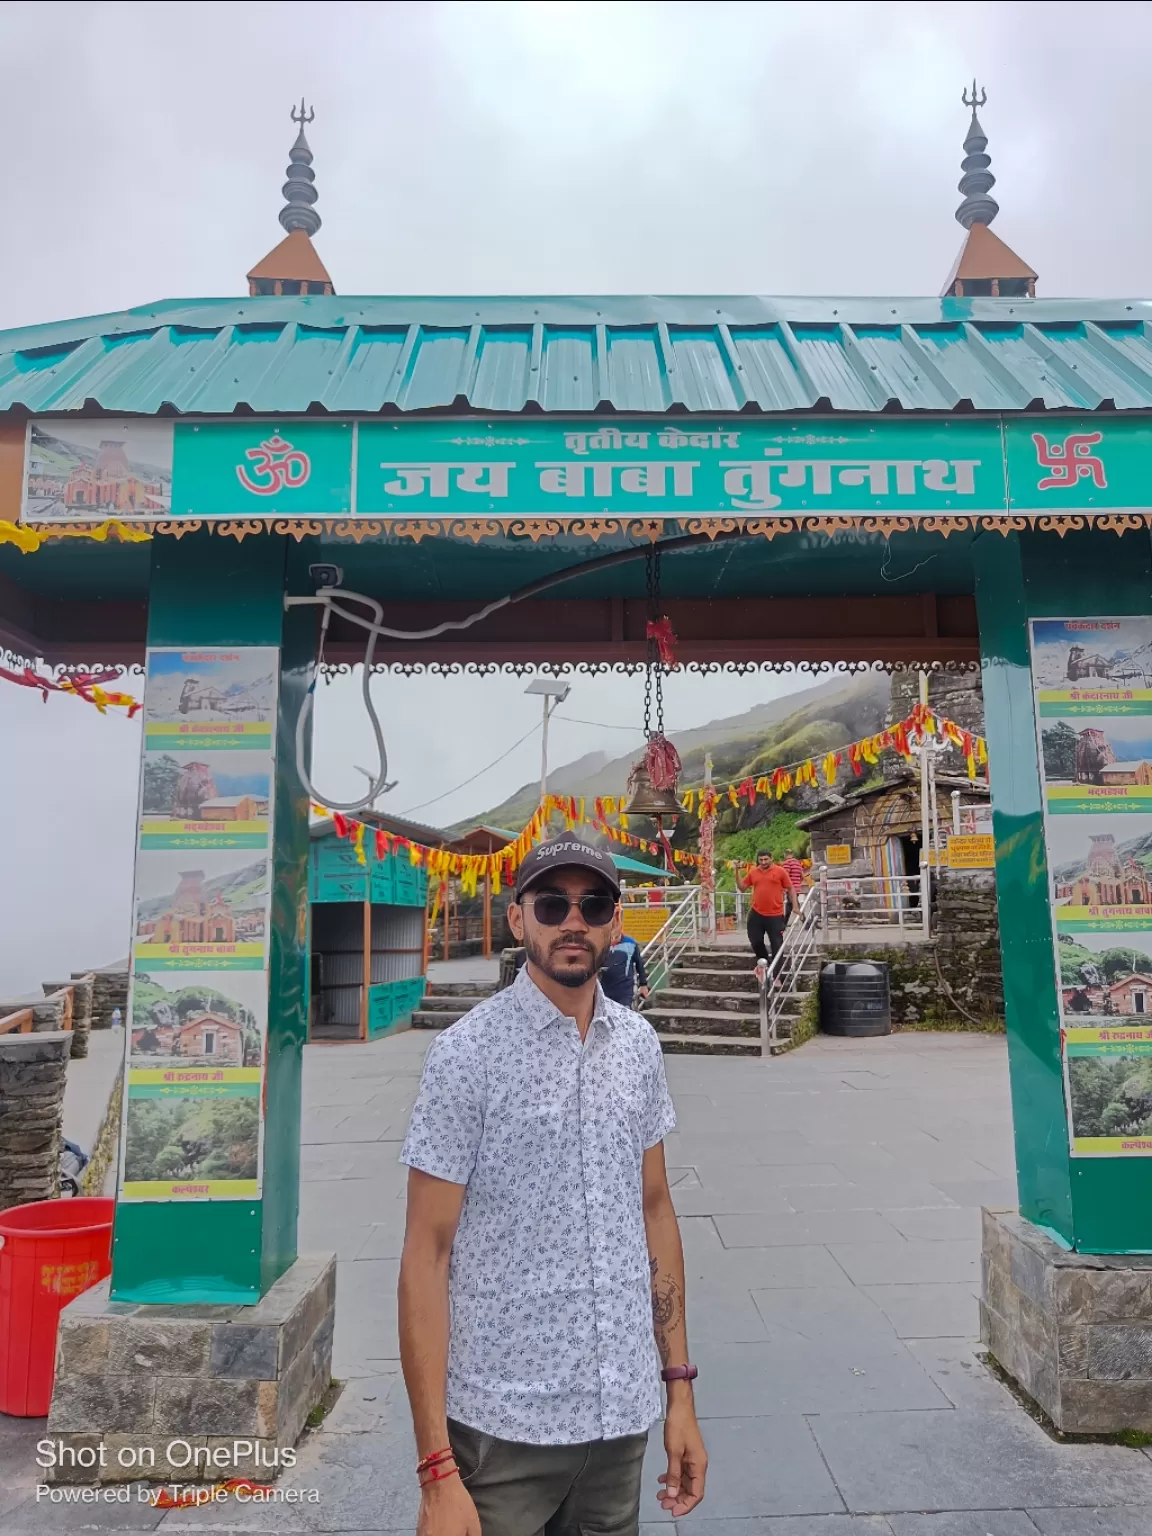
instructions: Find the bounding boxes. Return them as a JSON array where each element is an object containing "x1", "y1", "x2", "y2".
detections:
[{"x1": 524, "y1": 678, "x2": 571, "y2": 805}]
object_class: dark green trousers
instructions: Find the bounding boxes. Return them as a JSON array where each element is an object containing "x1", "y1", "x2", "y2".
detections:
[{"x1": 448, "y1": 1418, "x2": 649, "y2": 1536}]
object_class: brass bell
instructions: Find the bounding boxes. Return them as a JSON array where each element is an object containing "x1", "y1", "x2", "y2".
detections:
[{"x1": 623, "y1": 760, "x2": 682, "y2": 820}]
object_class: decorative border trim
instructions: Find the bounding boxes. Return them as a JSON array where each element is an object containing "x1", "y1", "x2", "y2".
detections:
[
  {"x1": 1, "y1": 644, "x2": 980, "y2": 680},
  {"x1": 9, "y1": 510, "x2": 1152, "y2": 549}
]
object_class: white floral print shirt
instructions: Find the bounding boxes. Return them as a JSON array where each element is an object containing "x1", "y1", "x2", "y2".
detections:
[{"x1": 400, "y1": 964, "x2": 677, "y2": 1445}]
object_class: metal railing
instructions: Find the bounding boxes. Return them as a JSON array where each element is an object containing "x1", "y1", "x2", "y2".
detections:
[
  {"x1": 619, "y1": 885, "x2": 695, "y2": 907},
  {"x1": 638, "y1": 867, "x2": 929, "y2": 1058},
  {"x1": 819, "y1": 873, "x2": 928, "y2": 937},
  {"x1": 638, "y1": 886, "x2": 702, "y2": 993},
  {"x1": 759, "y1": 884, "x2": 822, "y2": 1056}
]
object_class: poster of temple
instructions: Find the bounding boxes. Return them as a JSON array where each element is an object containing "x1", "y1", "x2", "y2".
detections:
[
  {"x1": 1062, "y1": 1024, "x2": 1152, "y2": 1157},
  {"x1": 122, "y1": 642, "x2": 278, "y2": 1202},
  {"x1": 130, "y1": 969, "x2": 265, "y2": 1069},
  {"x1": 138, "y1": 749, "x2": 271, "y2": 849},
  {"x1": 1046, "y1": 815, "x2": 1152, "y2": 931},
  {"x1": 142, "y1": 647, "x2": 278, "y2": 752},
  {"x1": 23, "y1": 419, "x2": 173, "y2": 521},
  {"x1": 1031, "y1": 617, "x2": 1152, "y2": 1160},
  {"x1": 121, "y1": 1089, "x2": 261, "y2": 1199},
  {"x1": 1031, "y1": 617, "x2": 1152, "y2": 714},
  {"x1": 132, "y1": 849, "x2": 269, "y2": 969},
  {"x1": 1040, "y1": 715, "x2": 1152, "y2": 813},
  {"x1": 1057, "y1": 930, "x2": 1152, "y2": 1023}
]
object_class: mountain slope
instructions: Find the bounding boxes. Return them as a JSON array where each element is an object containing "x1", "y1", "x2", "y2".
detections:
[{"x1": 455, "y1": 671, "x2": 891, "y2": 834}]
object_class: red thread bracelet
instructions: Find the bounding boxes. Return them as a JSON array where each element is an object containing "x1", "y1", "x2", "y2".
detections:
[
  {"x1": 416, "y1": 1447, "x2": 454, "y2": 1472},
  {"x1": 419, "y1": 1463, "x2": 459, "y2": 1487}
]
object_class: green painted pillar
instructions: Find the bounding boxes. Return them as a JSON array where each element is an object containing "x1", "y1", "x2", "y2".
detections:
[
  {"x1": 111, "y1": 532, "x2": 315, "y2": 1302},
  {"x1": 975, "y1": 526, "x2": 1152, "y2": 1254}
]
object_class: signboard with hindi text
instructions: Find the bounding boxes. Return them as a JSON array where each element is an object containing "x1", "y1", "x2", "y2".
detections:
[
  {"x1": 825, "y1": 845, "x2": 853, "y2": 865},
  {"x1": 24, "y1": 414, "x2": 1152, "y2": 525},
  {"x1": 946, "y1": 834, "x2": 996, "y2": 869}
]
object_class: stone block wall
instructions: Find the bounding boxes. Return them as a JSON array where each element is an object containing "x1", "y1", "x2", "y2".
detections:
[
  {"x1": 982, "y1": 1206, "x2": 1152, "y2": 1432},
  {"x1": 0, "y1": 1030, "x2": 69, "y2": 1209},
  {"x1": 0, "y1": 991, "x2": 70, "y2": 1034},
  {"x1": 82, "y1": 968, "x2": 128, "y2": 1031},
  {"x1": 819, "y1": 865, "x2": 1004, "y2": 1029},
  {"x1": 932, "y1": 867, "x2": 1004, "y2": 1023},
  {"x1": 48, "y1": 1254, "x2": 336, "y2": 1483},
  {"x1": 820, "y1": 934, "x2": 1002, "y2": 1029},
  {"x1": 43, "y1": 979, "x2": 91, "y2": 1058}
]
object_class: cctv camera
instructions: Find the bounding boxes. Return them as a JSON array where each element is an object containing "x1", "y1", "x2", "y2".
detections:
[{"x1": 309, "y1": 564, "x2": 344, "y2": 589}]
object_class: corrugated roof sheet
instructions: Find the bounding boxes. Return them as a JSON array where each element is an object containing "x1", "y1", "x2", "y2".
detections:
[{"x1": 4, "y1": 294, "x2": 1152, "y2": 416}]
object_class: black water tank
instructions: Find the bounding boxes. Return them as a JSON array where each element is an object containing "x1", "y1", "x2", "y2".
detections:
[{"x1": 819, "y1": 961, "x2": 892, "y2": 1037}]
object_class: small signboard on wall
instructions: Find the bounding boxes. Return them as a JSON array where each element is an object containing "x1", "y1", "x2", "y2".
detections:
[
  {"x1": 621, "y1": 907, "x2": 670, "y2": 943},
  {"x1": 946, "y1": 834, "x2": 996, "y2": 869},
  {"x1": 825, "y1": 845, "x2": 853, "y2": 865}
]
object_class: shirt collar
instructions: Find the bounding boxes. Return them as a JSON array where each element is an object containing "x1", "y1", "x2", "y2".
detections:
[{"x1": 512, "y1": 963, "x2": 615, "y2": 1033}]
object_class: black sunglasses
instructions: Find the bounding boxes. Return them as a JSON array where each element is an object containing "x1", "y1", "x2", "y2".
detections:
[{"x1": 526, "y1": 891, "x2": 617, "y2": 928}]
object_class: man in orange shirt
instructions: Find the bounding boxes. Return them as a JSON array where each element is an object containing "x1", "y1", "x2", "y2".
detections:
[{"x1": 737, "y1": 850, "x2": 801, "y2": 981}]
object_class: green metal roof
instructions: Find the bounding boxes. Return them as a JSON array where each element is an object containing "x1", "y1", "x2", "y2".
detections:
[
  {"x1": 614, "y1": 853, "x2": 672, "y2": 879},
  {"x1": 5, "y1": 294, "x2": 1152, "y2": 417}
]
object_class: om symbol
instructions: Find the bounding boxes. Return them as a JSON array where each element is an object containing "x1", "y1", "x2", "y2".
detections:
[{"x1": 236, "y1": 435, "x2": 311, "y2": 496}]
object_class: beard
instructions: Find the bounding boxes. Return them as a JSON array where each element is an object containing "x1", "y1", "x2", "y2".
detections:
[{"x1": 524, "y1": 928, "x2": 611, "y2": 989}]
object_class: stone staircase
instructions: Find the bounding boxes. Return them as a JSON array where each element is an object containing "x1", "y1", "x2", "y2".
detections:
[
  {"x1": 643, "y1": 942, "x2": 821, "y2": 1057},
  {"x1": 411, "y1": 978, "x2": 498, "y2": 1031}
]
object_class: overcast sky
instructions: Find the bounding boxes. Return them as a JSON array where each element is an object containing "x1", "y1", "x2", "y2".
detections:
[{"x1": 1, "y1": 0, "x2": 1149, "y2": 992}]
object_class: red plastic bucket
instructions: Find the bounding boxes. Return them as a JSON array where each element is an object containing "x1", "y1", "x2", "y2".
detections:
[{"x1": 0, "y1": 1197, "x2": 114, "y2": 1415}]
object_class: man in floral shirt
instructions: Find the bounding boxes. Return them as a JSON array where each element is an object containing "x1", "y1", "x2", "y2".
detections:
[{"x1": 398, "y1": 835, "x2": 707, "y2": 1536}]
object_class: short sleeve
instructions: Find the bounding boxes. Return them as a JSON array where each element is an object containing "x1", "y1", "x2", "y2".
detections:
[
  {"x1": 400, "y1": 1032, "x2": 484, "y2": 1185},
  {"x1": 642, "y1": 1033, "x2": 677, "y2": 1150}
]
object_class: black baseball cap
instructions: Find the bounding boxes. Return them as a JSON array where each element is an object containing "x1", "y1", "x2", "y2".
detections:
[{"x1": 514, "y1": 836, "x2": 621, "y2": 900}]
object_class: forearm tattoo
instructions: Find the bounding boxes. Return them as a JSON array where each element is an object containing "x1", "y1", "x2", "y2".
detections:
[{"x1": 649, "y1": 1255, "x2": 682, "y2": 1366}]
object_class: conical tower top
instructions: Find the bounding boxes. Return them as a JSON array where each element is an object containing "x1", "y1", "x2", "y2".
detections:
[
  {"x1": 942, "y1": 84, "x2": 1035, "y2": 299},
  {"x1": 280, "y1": 100, "x2": 321, "y2": 237},
  {"x1": 247, "y1": 102, "x2": 334, "y2": 296},
  {"x1": 956, "y1": 81, "x2": 999, "y2": 229}
]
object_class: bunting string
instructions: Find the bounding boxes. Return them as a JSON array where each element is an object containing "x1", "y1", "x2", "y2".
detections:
[
  {"x1": 0, "y1": 662, "x2": 141, "y2": 717},
  {"x1": 313, "y1": 706, "x2": 986, "y2": 894},
  {"x1": 663, "y1": 704, "x2": 987, "y2": 818},
  {"x1": 313, "y1": 793, "x2": 704, "y2": 899}
]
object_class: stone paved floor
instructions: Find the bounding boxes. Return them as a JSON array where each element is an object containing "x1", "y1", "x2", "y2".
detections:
[{"x1": 5, "y1": 1029, "x2": 1152, "y2": 1534}]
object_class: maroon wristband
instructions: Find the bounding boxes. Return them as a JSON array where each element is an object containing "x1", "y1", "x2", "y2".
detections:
[{"x1": 661, "y1": 1364, "x2": 698, "y2": 1382}]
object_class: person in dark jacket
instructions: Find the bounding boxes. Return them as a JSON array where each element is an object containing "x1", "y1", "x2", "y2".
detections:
[{"x1": 600, "y1": 932, "x2": 650, "y2": 1009}]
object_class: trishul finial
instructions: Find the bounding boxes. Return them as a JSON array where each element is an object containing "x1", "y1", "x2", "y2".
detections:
[
  {"x1": 962, "y1": 80, "x2": 987, "y2": 113},
  {"x1": 280, "y1": 101, "x2": 321, "y2": 236}
]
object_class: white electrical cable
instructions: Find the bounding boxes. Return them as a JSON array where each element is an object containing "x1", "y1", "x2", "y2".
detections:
[
  {"x1": 284, "y1": 523, "x2": 740, "y2": 813},
  {"x1": 287, "y1": 586, "x2": 519, "y2": 812},
  {"x1": 291, "y1": 589, "x2": 390, "y2": 812}
]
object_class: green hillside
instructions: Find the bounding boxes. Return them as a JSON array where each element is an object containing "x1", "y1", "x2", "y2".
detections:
[
  {"x1": 1057, "y1": 937, "x2": 1152, "y2": 984},
  {"x1": 455, "y1": 671, "x2": 892, "y2": 847}
]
